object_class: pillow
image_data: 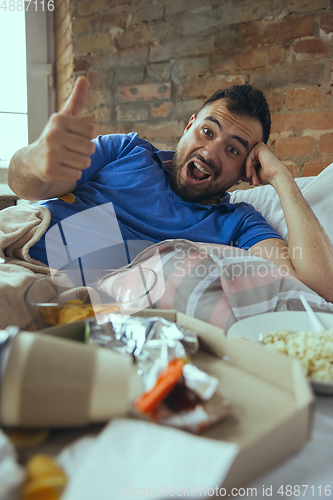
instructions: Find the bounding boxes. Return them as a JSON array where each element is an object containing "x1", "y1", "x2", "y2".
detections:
[{"x1": 229, "y1": 162, "x2": 333, "y2": 243}]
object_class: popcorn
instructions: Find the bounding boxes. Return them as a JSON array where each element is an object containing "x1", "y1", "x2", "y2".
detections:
[{"x1": 263, "y1": 327, "x2": 333, "y2": 382}]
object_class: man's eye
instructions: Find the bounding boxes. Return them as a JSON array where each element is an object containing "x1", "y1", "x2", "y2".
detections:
[
  {"x1": 227, "y1": 146, "x2": 239, "y2": 155},
  {"x1": 203, "y1": 127, "x2": 213, "y2": 137}
]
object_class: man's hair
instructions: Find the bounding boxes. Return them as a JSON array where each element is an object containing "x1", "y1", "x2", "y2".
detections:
[{"x1": 200, "y1": 84, "x2": 271, "y2": 144}]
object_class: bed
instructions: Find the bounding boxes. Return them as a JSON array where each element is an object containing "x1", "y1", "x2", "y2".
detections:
[
  {"x1": 1, "y1": 165, "x2": 333, "y2": 499},
  {"x1": 1, "y1": 162, "x2": 333, "y2": 332}
]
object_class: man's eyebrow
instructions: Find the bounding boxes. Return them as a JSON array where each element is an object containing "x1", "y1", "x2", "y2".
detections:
[
  {"x1": 232, "y1": 134, "x2": 249, "y2": 151},
  {"x1": 205, "y1": 115, "x2": 249, "y2": 151},
  {"x1": 206, "y1": 115, "x2": 221, "y2": 130}
]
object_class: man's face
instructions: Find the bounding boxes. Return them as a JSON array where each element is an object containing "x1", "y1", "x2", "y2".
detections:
[{"x1": 169, "y1": 99, "x2": 264, "y2": 203}]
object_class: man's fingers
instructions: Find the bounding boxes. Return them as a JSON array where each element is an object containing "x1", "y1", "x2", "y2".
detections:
[
  {"x1": 60, "y1": 76, "x2": 90, "y2": 117},
  {"x1": 53, "y1": 164, "x2": 85, "y2": 181},
  {"x1": 243, "y1": 166, "x2": 257, "y2": 185},
  {"x1": 242, "y1": 150, "x2": 260, "y2": 185},
  {"x1": 45, "y1": 114, "x2": 95, "y2": 159},
  {"x1": 57, "y1": 131, "x2": 96, "y2": 157},
  {"x1": 49, "y1": 113, "x2": 95, "y2": 142},
  {"x1": 58, "y1": 149, "x2": 93, "y2": 170},
  {"x1": 244, "y1": 155, "x2": 256, "y2": 179},
  {"x1": 41, "y1": 161, "x2": 86, "y2": 183},
  {"x1": 39, "y1": 129, "x2": 95, "y2": 182},
  {"x1": 252, "y1": 170, "x2": 260, "y2": 186}
]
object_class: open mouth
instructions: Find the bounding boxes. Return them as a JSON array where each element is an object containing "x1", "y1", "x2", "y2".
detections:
[{"x1": 185, "y1": 161, "x2": 212, "y2": 185}]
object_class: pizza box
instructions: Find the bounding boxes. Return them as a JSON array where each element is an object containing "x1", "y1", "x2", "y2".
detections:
[{"x1": 40, "y1": 308, "x2": 314, "y2": 490}]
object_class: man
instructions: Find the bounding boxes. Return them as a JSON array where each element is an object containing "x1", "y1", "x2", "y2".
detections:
[{"x1": 8, "y1": 78, "x2": 333, "y2": 301}]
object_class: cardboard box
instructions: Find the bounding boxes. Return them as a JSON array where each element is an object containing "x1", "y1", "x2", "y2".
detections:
[{"x1": 41, "y1": 309, "x2": 314, "y2": 490}]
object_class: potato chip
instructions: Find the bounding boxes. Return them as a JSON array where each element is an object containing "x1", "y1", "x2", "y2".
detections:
[
  {"x1": 57, "y1": 193, "x2": 76, "y2": 204},
  {"x1": 23, "y1": 475, "x2": 67, "y2": 496},
  {"x1": 21, "y1": 488, "x2": 59, "y2": 500},
  {"x1": 21, "y1": 454, "x2": 67, "y2": 499},
  {"x1": 40, "y1": 306, "x2": 61, "y2": 326},
  {"x1": 94, "y1": 304, "x2": 122, "y2": 315},
  {"x1": 8, "y1": 429, "x2": 50, "y2": 449},
  {"x1": 26, "y1": 454, "x2": 63, "y2": 479},
  {"x1": 40, "y1": 299, "x2": 123, "y2": 326},
  {"x1": 58, "y1": 304, "x2": 94, "y2": 324},
  {"x1": 40, "y1": 301, "x2": 95, "y2": 326}
]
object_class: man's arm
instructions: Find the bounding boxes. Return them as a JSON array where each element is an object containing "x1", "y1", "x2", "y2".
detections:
[
  {"x1": 245, "y1": 143, "x2": 333, "y2": 302},
  {"x1": 7, "y1": 77, "x2": 96, "y2": 201}
]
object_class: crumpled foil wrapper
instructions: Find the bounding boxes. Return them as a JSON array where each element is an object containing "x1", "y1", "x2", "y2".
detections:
[
  {"x1": 88, "y1": 314, "x2": 198, "y2": 355},
  {"x1": 86, "y1": 314, "x2": 232, "y2": 432}
]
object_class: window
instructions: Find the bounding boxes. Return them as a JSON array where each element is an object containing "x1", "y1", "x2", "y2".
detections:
[
  {"x1": 0, "y1": 3, "x2": 55, "y2": 183},
  {"x1": 0, "y1": 7, "x2": 28, "y2": 171}
]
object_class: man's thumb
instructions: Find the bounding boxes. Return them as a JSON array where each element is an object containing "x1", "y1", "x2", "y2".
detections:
[{"x1": 60, "y1": 76, "x2": 89, "y2": 117}]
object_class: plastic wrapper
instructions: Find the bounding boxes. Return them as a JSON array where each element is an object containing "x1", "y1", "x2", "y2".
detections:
[{"x1": 86, "y1": 314, "x2": 232, "y2": 433}]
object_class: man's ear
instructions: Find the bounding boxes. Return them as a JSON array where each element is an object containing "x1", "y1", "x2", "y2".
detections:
[{"x1": 184, "y1": 114, "x2": 197, "y2": 133}]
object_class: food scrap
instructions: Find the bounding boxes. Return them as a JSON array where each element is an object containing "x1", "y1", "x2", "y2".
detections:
[
  {"x1": 20, "y1": 454, "x2": 67, "y2": 500},
  {"x1": 134, "y1": 358, "x2": 187, "y2": 415},
  {"x1": 57, "y1": 193, "x2": 76, "y2": 204},
  {"x1": 40, "y1": 300, "x2": 94, "y2": 326},
  {"x1": 87, "y1": 314, "x2": 232, "y2": 433}
]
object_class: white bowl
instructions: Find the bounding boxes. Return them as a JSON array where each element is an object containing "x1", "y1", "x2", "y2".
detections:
[{"x1": 228, "y1": 311, "x2": 333, "y2": 395}]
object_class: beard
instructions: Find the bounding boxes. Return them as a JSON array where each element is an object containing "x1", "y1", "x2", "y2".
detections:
[{"x1": 168, "y1": 148, "x2": 227, "y2": 203}]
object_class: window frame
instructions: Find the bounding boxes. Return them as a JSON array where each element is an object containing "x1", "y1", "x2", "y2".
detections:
[
  {"x1": 0, "y1": 7, "x2": 55, "y2": 184},
  {"x1": 26, "y1": 6, "x2": 55, "y2": 144}
]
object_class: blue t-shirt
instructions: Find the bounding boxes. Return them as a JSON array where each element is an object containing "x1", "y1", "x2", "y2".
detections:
[{"x1": 29, "y1": 133, "x2": 282, "y2": 269}]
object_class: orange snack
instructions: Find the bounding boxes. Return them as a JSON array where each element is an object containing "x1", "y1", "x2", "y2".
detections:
[
  {"x1": 21, "y1": 454, "x2": 67, "y2": 500},
  {"x1": 134, "y1": 358, "x2": 187, "y2": 415},
  {"x1": 40, "y1": 300, "x2": 95, "y2": 326},
  {"x1": 57, "y1": 304, "x2": 94, "y2": 324},
  {"x1": 57, "y1": 193, "x2": 76, "y2": 204},
  {"x1": 22, "y1": 490, "x2": 59, "y2": 500},
  {"x1": 40, "y1": 306, "x2": 61, "y2": 326},
  {"x1": 40, "y1": 299, "x2": 123, "y2": 326}
]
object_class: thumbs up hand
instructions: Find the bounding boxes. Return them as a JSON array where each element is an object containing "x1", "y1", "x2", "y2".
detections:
[
  {"x1": 8, "y1": 77, "x2": 96, "y2": 200},
  {"x1": 33, "y1": 76, "x2": 96, "y2": 184}
]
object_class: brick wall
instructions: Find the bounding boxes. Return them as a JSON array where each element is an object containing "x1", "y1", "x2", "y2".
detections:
[
  {"x1": 54, "y1": 0, "x2": 333, "y2": 181},
  {"x1": 55, "y1": 0, "x2": 74, "y2": 109}
]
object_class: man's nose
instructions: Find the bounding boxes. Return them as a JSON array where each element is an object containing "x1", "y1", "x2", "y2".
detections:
[{"x1": 201, "y1": 141, "x2": 222, "y2": 167}]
